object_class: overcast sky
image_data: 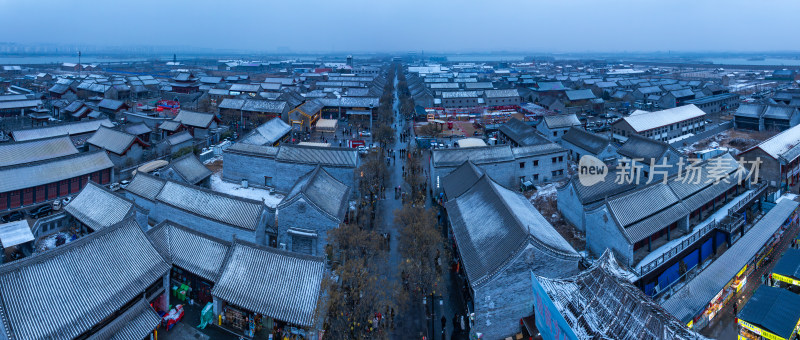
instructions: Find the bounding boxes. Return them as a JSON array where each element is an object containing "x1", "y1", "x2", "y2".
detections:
[{"x1": 1, "y1": 0, "x2": 798, "y2": 53}]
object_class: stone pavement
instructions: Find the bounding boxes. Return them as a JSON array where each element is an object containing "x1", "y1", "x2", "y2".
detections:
[{"x1": 383, "y1": 73, "x2": 469, "y2": 340}]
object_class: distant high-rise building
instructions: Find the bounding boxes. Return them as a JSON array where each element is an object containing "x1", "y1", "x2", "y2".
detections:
[{"x1": 346, "y1": 55, "x2": 353, "y2": 67}]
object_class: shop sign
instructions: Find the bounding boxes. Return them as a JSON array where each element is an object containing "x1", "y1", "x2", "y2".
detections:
[
  {"x1": 738, "y1": 319, "x2": 786, "y2": 340},
  {"x1": 773, "y1": 273, "x2": 800, "y2": 286}
]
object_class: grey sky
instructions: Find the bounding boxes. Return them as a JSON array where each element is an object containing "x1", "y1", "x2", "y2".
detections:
[{"x1": 1, "y1": 0, "x2": 798, "y2": 53}]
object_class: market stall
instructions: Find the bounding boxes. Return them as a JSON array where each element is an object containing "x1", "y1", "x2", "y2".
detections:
[
  {"x1": 737, "y1": 286, "x2": 800, "y2": 340},
  {"x1": 315, "y1": 118, "x2": 338, "y2": 133}
]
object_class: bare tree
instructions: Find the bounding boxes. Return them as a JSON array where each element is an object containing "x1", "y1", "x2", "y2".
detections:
[
  {"x1": 395, "y1": 204, "x2": 447, "y2": 306},
  {"x1": 318, "y1": 223, "x2": 398, "y2": 339}
]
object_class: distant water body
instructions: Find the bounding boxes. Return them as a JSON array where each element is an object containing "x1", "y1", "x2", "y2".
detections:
[
  {"x1": 0, "y1": 55, "x2": 166, "y2": 65},
  {"x1": 703, "y1": 57, "x2": 800, "y2": 66}
]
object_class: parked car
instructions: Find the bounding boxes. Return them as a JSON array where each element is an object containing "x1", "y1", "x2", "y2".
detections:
[
  {"x1": 120, "y1": 180, "x2": 131, "y2": 189},
  {"x1": 109, "y1": 183, "x2": 121, "y2": 191},
  {"x1": 52, "y1": 199, "x2": 62, "y2": 211},
  {"x1": 28, "y1": 205, "x2": 53, "y2": 219},
  {"x1": 61, "y1": 196, "x2": 72, "y2": 206},
  {"x1": 1, "y1": 211, "x2": 25, "y2": 223},
  {"x1": 357, "y1": 146, "x2": 368, "y2": 155}
]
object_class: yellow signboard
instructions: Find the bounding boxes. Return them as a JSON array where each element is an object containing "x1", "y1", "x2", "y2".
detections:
[
  {"x1": 738, "y1": 319, "x2": 786, "y2": 340},
  {"x1": 772, "y1": 273, "x2": 800, "y2": 287}
]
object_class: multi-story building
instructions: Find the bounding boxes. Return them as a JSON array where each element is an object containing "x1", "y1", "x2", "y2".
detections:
[{"x1": 611, "y1": 104, "x2": 707, "y2": 143}]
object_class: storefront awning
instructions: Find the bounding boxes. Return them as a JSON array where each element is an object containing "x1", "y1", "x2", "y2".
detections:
[
  {"x1": 662, "y1": 198, "x2": 799, "y2": 323},
  {"x1": 0, "y1": 220, "x2": 34, "y2": 248}
]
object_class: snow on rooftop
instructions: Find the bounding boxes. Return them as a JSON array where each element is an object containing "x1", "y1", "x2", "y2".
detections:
[
  {"x1": 623, "y1": 104, "x2": 706, "y2": 132},
  {"x1": 210, "y1": 173, "x2": 283, "y2": 208}
]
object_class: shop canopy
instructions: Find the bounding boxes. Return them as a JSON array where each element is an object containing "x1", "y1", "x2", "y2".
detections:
[
  {"x1": 772, "y1": 248, "x2": 800, "y2": 285},
  {"x1": 738, "y1": 285, "x2": 800, "y2": 340},
  {"x1": 662, "y1": 199, "x2": 800, "y2": 323},
  {"x1": 315, "y1": 118, "x2": 337, "y2": 132},
  {"x1": 0, "y1": 220, "x2": 34, "y2": 248}
]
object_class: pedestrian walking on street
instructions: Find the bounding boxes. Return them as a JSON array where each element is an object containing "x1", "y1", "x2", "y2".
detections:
[{"x1": 441, "y1": 316, "x2": 447, "y2": 339}]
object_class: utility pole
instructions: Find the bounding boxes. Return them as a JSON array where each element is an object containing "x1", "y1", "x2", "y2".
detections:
[{"x1": 78, "y1": 51, "x2": 82, "y2": 78}]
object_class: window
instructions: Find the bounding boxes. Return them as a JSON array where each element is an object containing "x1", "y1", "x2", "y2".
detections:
[
  {"x1": 553, "y1": 131, "x2": 557, "y2": 137},
  {"x1": 533, "y1": 160, "x2": 539, "y2": 166},
  {"x1": 552, "y1": 157, "x2": 557, "y2": 164},
  {"x1": 558, "y1": 156, "x2": 564, "y2": 162},
  {"x1": 533, "y1": 174, "x2": 539, "y2": 181},
  {"x1": 519, "y1": 162, "x2": 525, "y2": 169},
  {"x1": 552, "y1": 169, "x2": 564, "y2": 177},
  {"x1": 292, "y1": 235, "x2": 314, "y2": 255},
  {"x1": 265, "y1": 176, "x2": 273, "y2": 186}
]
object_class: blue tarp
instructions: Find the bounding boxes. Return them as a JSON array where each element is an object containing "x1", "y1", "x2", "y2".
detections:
[
  {"x1": 701, "y1": 238, "x2": 714, "y2": 261},
  {"x1": 658, "y1": 262, "x2": 681, "y2": 290},
  {"x1": 684, "y1": 249, "x2": 700, "y2": 271}
]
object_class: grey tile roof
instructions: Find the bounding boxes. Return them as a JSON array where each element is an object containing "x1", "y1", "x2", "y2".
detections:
[
  {"x1": 498, "y1": 118, "x2": 549, "y2": 146},
  {"x1": 167, "y1": 154, "x2": 212, "y2": 185},
  {"x1": 279, "y1": 166, "x2": 350, "y2": 222},
  {"x1": 562, "y1": 168, "x2": 638, "y2": 205},
  {"x1": 0, "y1": 151, "x2": 114, "y2": 193},
  {"x1": 565, "y1": 89, "x2": 596, "y2": 101},
  {"x1": 0, "y1": 218, "x2": 170, "y2": 340},
  {"x1": 0, "y1": 99, "x2": 42, "y2": 110},
  {"x1": 511, "y1": 143, "x2": 565, "y2": 158},
  {"x1": 733, "y1": 103, "x2": 764, "y2": 118},
  {"x1": 617, "y1": 134, "x2": 682, "y2": 165},
  {"x1": 124, "y1": 173, "x2": 166, "y2": 201},
  {"x1": 534, "y1": 82, "x2": 567, "y2": 91},
  {"x1": 229, "y1": 84, "x2": 261, "y2": 93},
  {"x1": 227, "y1": 142, "x2": 279, "y2": 157},
  {"x1": 0, "y1": 136, "x2": 78, "y2": 167},
  {"x1": 276, "y1": 145, "x2": 358, "y2": 168},
  {"x1": 98, "y1": 98, "x2": 125, "y2": 111},
  {"x1": 174, "y1": 110, "x2": 216, "y2": 128},
  {"x1": 663, "y1": 199, "x2": 800, "y2": 323},
  {"x1": 763, "y1": 105, "x2": 797, "y2": 120},
  {"x1": 156, "y1": 181, "x2": 265, "y2": 231},
  {"x1": 442, "y1": 91, "x2": 480, "y2": 99},
  {"x1": 293, "y1": 99, "x2": 323, "y2": 117},
  {"x1": 543, "y1": 114, "x2": 581, "y2": 129},
  {"x1": 537, "y1": 250, "x2": 706, "y2": 340},
  {"x1": 65, "y1": 182, "x2": 135, "y2": 231},
  {"x1": 166, "y1": 130, "x2": 193, "y2": 146},
  {"x1": 241, "y1": 99, "x2": 287, "y2": 114},
  {"x1": 751, "y1": 124, "x2": 800, "y2": 159},
  {"x1": 86, "y1": 299, "x2": 161, "y2": 340},
  {"x1": 607, "y1": 183, "x2": 679, "y2": 228},
  {"x1": 87, "y1": 126, "x2": 142, "y2": 155},
  {"x1": 561, "y1": 127, "x2": 611, "y2": 155},
  {"x1": 446, "y1": 175, "x2": 578, "y2": 288},
  {"x1": 241, "y1": 118, "x2": 291, "y2": 146},
  {"x1": 432, "y1": 145, "x2": 515, "y2": 167},
  {"x1": 442, "y1": 161, "x2": 484, "y2": 200},
  {"x1": 158, "y1": 120, "x2": 183, "y2": 131},
  {"x1": 624, "y1": 202, "x2": 689, "y2": 243},
  {"x1": 212, "y1": 241, "x2": 324, "y2": 327},
  {"x1": 124, "y1": 123, "x2": 152, "y2": 136},
  {"x1": 11, "y1": 119, "x2": 114, "y2": 142},
  {"x1": 147, "y1": 220, "x2": 231, "y2": 282},
  {"x1": 484, "y1": 89, "x2": 519, "y2": 98}
]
